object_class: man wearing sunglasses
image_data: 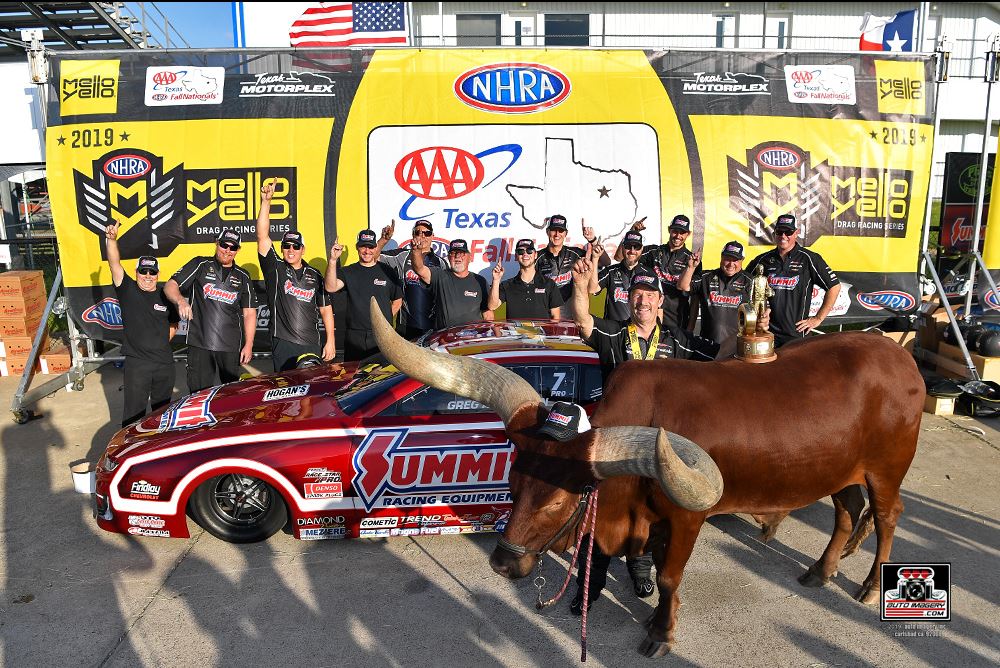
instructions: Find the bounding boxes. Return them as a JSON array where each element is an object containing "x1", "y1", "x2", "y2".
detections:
[
  {"x1": 745, "y1": 214, "x2": 841, "y2": 347},
  {"x1": 105, "y1": 222, "x2": 179, "y2": 426},
  {"x1": 487, "y1": 239, "x2": 563, "y2": 319},
  {"x1": 165, "y1": 228, "x2": 257, "y2": 392},
  {"x1": 593, "y1": 230, "x2": 645, "y2": 321},
  {"x1": 256, "y1": 180, "x2": 335, "y2": 371},
  {"x1": 325, "y1": 229, "x2": 403, "y2": 361},
  {"x1": 374, "y1": 219, "x2": 449, "y2": 339}
]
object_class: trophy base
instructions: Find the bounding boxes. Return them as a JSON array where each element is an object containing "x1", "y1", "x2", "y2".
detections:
[{"x1": 736, "y1": 332, "x2": 777, "y2": 363}]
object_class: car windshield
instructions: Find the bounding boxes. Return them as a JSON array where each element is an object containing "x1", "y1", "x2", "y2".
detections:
[{"x1": 334, "y1": 363, "x2": 407, "y2": 414}]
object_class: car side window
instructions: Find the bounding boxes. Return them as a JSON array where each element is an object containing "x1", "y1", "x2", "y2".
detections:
[
  {"x1": 510, "y1": 364, "x2": 578, "y2": 402},
  {"x1": 386, "y1": 386, "x2": 491, "y2": 416},
  {"x1": 579, "y1": 364, "x2": 603, "y2": 404}
]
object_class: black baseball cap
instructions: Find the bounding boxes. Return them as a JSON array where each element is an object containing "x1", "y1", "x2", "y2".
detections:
[
  {"x1": 356, "y1": 230, "x2": 377, "y2": 248},
  {"x1": 449, "y1": 239, "x2": 470, "y2": 254},
  {"x1": 668, "y1": 215, "x2": 691, "y2": 232},
  {"x1": 412, "y1": 219, "x2": 433, "y2": 233},
  {"x1": 136, "y1": 256, "x2": 159, "y2": 273},
  {"x1": 537, "y1": 402, "x2": 592, "y2": 442},
  {"x1": 546, "y1": 214, "x2": 568, "y2": 231},
  {"x1": 774, "y1": 214, "x2": 797, "y2": 233},
  {"x1": 515, "y1": 239, "x2": 535, "y2": 254},
  {"x1": 217, "y1": 229, "x2": 242, "y2": 248},
  {"x1": 622, "y1": 231, "x2": 643, "y2": 248},
  {"x1": 282, "y1": 231, "x2": 304, "y2": 246},
  {"x1": 721, "y1": 240, "x2": 745, "y2": 260},
  {"x1": 629, "y1": 268, "x2": 662, "y2": 293}
]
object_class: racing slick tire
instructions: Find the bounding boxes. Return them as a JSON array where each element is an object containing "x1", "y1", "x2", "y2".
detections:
[{"x1": 189, "y1": 473, "x2": 288, "y2": 543}]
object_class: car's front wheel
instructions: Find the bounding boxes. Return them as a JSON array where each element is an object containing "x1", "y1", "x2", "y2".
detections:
[{"x1": 189, "y1": 473, "x2": 287, "y2": 543}]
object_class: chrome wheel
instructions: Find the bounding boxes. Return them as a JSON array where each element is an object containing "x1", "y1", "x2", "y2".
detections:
[{"x1": 210, "y1": 474, "x2": 273, "y2": 525}]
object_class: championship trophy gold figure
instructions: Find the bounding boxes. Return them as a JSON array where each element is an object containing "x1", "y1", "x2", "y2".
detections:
[{"x1": 736, "y1": 264, "x2": 777, "y2": 362}]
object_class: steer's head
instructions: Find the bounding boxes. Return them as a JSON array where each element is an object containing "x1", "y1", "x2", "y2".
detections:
[{"x1": 369, "y1": 300, "x2": 723, "y2": 579}]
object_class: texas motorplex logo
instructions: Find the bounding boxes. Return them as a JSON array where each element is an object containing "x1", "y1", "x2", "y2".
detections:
[
  {"x1": 73, "y1": 148, "x2": 297, "y2": 258},
  {"x1": 351, "y1": 428, "x2": 514, "y2": 512},
  {"x1": 157, "y1": 386, "x2": 220, "y2": 432},
  {"x1": 82, "y1": 298, "x2": 123, "y2": 330},
  {"x1": 728, "y1": 140, "x2": 913, "y2": 245},
  {"x1": 857, "y1": 290, "x2": 916, "y2": 312},
  {"x1": 783, "y1": 65, "x2": 856, "y2": 105},
  {"x1": 881, "y1": 563, "x2": 951, "y2": 621},
  {"x1": 145, "y1": 66, "x2": 225, "y2": 106},
  {"x1": 681, "y1": 71, "x2": 769, "y2": 96},
  {"x1": 238, "y1": 71, "x2": 336, "y2": 97},
  {"x1": 454, "y1": 63, "x2": 570, "y2": 114}
]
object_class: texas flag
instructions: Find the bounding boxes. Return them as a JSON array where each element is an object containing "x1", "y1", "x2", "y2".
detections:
[{"x1": 859, "y1": 9, "x2": 918, "y2": 52}]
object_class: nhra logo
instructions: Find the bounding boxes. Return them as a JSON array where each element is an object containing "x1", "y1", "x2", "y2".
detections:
[
  {"x1": 104, "y1": 154, "x2": 152, "y2": 179},
  {"x1": 352, "y1": 428, "x2": 513, "y2": 512},
  {"x1": 756, "y1": 147, "x2": 800, "y2": 171},
  {"x1": 454, "y1": 63, "x2": 571, "y2": 114},
  {"x1": 857, "y1": 291, "x2": 916, "y2": 312},
  {"x1": 82, "y1": 298, "x2": 123, "y2": 330},
  {"x1": 984, "y1": 289, "x2": 1000, "y2": 310},
  {"x1": 158, "y1": 386, "x2": 220, "y2": 432}
]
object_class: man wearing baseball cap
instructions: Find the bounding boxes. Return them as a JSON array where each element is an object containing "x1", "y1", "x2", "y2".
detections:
[
  {"x1": 104, "y1": 223, "x2": 179, "y2": 426},
  {"x1": 165, "y1": 227, "x2": 257, "y2": 392},
  {"x1": 409, "y1": 236, "x2": 492, "y2": 329},
  {"x1": 256, "y1": 180, "x2": 334, "y2": 370},
  {"x1": 488, "y1": 239, "x2": 563, "y2": 319},
  {"x1": 594, "y1": 229, "x2": 646, "y2": 321},
  {"x1": 373, "y1": 219, "x2": 450, "y2": 339},
  {"x1": 745, "y1": 214, "x2": 841, "y2": 347},
  {"x1": 568, "y1": 250, "x2": 718, "y2": 614},
  {"x1": 680, "y1": 241, "x2": 769, "y2": 358},
  {"x1": 536, "y1": 214, "x2": 608, "y2": 318},
  {"x1": 325, "y1": 228, "x2": 403, "y2": 361}
]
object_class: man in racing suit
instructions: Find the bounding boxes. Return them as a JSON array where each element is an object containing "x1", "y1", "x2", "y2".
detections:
[
  {"x1": 593, "y1": 230, "x2": 645, "y2": 321},
  {"x1": 536, "y1": 214, "x2": 608, "y2": 318},
  {"x1": 679, "y1": 240, "x2": 754, "y2": 359}
]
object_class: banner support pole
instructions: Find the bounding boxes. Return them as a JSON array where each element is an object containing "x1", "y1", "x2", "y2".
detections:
[{"x1": 919, "y1": 38, "x2": 950, "y2": 280}]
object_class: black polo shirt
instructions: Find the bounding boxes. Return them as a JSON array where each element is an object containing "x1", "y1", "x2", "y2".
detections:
[
  {"x1": 639, "y1": 245, "x2": 700, "y2": 329},
  {"x1": 745, "y1": 244, "x2": 840, "y2": 343},
  {"x1": 259, "y1": 248, "x2": 328, "y2": 346},
  {"x1": 171, "y1": 257, "x2": 256, "y2": 353},
  {"x1": 536, "y1": 245, "x2": 585, "y2": 303},
  {"x1": 596, "y1": 261, "x2": 640, "y2": 321},
  {"x1": 584, "y1": 316, "x2": 718, "y2": 382},
  {"x1": 428, "y1": 268, "x2": 489, "y2": 330},
  {"x1": 499, "y1": 272, "x2": 563, "y2": 319},
  {"x1": 690, "y1": 269, "x2": 751, "y2": 359},
  {"x1": 115, "y1": 275, "x2": 179, "y2": 364}
]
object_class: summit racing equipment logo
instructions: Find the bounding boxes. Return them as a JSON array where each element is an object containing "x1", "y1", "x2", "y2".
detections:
[
  {"x1": 454, "y1": 63, "x2": 571, "y2": 114},
  {"x1": 881, "y1": 563, "x2": 951, "y2": 621},
  {"x1": 728, "y1": 141, "x2": 913, "y2": 244},
  {"x1": 238, "y1": 72, "x2": 336, "y2": 97},
  {"x1": 203, "y1": 283, "x2": 239, "y2": 304},
  {"x1": 681, "y1": 71, "x2": 769, "y2": 96},
  {"x1": 351, "y1": 428, "x2": 514, "y2": 512},
  {"x1": 60, "y1": 59, "x2": 119, "y2": 116},
  {"x1": 283, "y1": 280, "x2": 316, "y2": 302},
  {"x1": 145, "y1": 66, "x2": 224, "y2": 106},
  {"x1": 158, "y1": 387, "x2": 220, "y2": 432},
  {"x1": 82, "y1": 298, "x2": 123, "y2": 330},
  {"x1": 72, "y1": 149, "x2": 297, "y2": 258},
  {"x1": 857, "y1": 291, "x2": 916, "y2": 312}
]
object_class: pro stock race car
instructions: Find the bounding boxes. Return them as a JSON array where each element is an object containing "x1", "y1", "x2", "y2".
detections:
[{"x1": 94, "y1": 321, "x2": 602, "y2": 543}]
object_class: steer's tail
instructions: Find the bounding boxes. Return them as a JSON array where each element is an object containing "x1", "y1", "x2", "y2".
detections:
[{"x1": 841, "y1": 506, "x2": 875, "y2": 558}]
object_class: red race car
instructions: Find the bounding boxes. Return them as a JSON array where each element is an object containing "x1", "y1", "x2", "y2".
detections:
[{"x1": 94, "y1": 321, "x2": 601, "y2": 543}]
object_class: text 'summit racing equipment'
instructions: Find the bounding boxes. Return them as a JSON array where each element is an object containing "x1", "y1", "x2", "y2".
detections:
[{"x1": 94, "y1": 321, "x2": 601, "y2": 543}]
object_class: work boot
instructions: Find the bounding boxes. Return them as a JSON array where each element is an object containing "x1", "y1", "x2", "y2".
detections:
[{"x1": 569, "y1": 586, "x2": 601, "y2": 616}]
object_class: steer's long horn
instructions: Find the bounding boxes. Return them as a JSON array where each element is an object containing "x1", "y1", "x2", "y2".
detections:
[
  {"x1": 590, "y1": 427, "x2": 723, "y2": 512},
  {"x1": 369, "y1": 298, "x2": 542, "y2": 424}
]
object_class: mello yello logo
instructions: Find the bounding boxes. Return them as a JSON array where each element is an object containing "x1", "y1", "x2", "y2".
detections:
[{"x1": 394, "y1": 147, "x2": 485, "y2": 200}]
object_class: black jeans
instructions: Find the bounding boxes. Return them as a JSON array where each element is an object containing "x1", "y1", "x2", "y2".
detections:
[
  {"x1": 271, "y1": 337, "x2": 321, "y2": 372},
  {"x1": 344, "y1": 328, "x2": 378, "y2": 362},
  {"x1": 576, "y1": 534, "x2": 654, "y2": 593},
  {"x1": 186, "y1": 346, "x2": 241, "y2": 393},
  {"x1": 122, "y1": 356, "x2": 175, "y2": 427}
]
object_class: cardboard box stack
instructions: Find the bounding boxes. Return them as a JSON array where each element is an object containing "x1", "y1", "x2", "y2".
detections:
[{"x1": 0, "y1": 271, "x2": 46, "y2": 377}]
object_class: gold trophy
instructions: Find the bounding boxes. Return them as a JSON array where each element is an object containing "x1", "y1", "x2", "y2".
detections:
[{"x1": 736, "y1": 265, "x2": 777, "y2": 362}]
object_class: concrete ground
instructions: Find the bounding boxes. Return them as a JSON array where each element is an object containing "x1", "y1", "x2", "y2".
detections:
[{"x1": 0, "y1": 364, "x2": 998, "y2": 668}]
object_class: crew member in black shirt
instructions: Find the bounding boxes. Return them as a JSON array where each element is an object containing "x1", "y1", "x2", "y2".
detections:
[
  {"x1": 593, "y1": 230, "x2": 644, "y2": 321},
  {"x1": 256, "y1": 180, "x2": 334, "y2": 371},
  {"x1": 374, "y1": 219, "x2": 449, "y2": 340},
  {"x1": 165, "y1": 229, "x2": 257, "y2": 392},
  {"x1": 411, "y1": 237, "x2": 492, "y2": 328},
  {"x1": 626, "y1": 214, "x2": 699, "y2": 330},
  {"x1": 105, "y1": 223, "x2": 179, "y2": 427},
  {"x1": 535, "y1": 214, "x2": 607, "y2": 318},
  {"x1": 745, "y1": 214, "x2": 841, "y2": 347},
  {"x1": 325, "y1": 229, "x2": 403, "y2": 361},
  {"x1": 568, "y1": 251, "x2": 719, "y2": 615},
  {"x1": 488, "y1": 239, "x2": 563, "y2": 319},
  {"x1": 679, "y1": 240, "x2": 756, "y2": 359}
]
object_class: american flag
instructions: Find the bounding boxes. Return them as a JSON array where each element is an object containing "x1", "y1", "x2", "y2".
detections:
[{"x1": 290, "y1": 2, "x2": 409, "y2": 48}]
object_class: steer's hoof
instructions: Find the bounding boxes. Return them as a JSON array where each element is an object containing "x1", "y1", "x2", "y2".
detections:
[
  {"x1": 638, "y1": 635, "x2": 672, "y2": 658},
  {"x1": 797, "y1": 568, "x2": 831, "y2": 588},
  {"x1": 856, "y1": 584, "x2": 880, "y2": 605}
]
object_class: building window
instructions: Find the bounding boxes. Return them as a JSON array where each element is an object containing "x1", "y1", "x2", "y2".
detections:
[
  {"x1": 715, "y1": 13, "x2": 738, "y2": 48},
  {"x1": 765, "y1": 14, "x2": 791, "y2": 49},
  {"x1": 456, "y1": 14, "x2": 500, "y2": 46},
  {"x1": 544, "y1": 14, "x2": 590, "y2": 46}
]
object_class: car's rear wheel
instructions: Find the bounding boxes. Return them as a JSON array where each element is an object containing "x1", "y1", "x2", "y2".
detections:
[{"x1": 189, "y1": 473, "x2": 287, "y2": 543}]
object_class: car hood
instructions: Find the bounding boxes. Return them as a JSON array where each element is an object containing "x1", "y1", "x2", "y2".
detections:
[{"x1": 106, "y1": 363, "x2": 362, "y2": 460}]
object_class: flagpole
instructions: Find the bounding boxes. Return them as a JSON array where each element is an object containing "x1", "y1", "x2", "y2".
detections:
[
  {"x1": 406, "y1": 1, "x2": 415, "y2": 46},
  {"x1": 917, "y1": 2, "x2": 929, "y2": 50}
]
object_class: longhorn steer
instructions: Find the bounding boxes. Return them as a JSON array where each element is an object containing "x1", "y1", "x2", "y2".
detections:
[{"x1": 370, "y1": 299, "x2": 924, "y2": 657}]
